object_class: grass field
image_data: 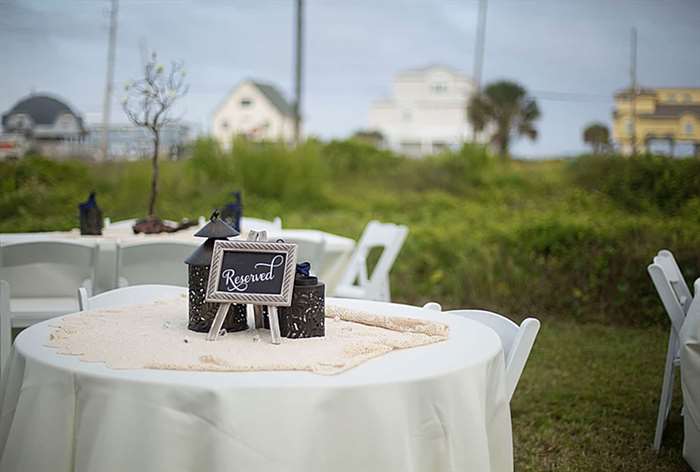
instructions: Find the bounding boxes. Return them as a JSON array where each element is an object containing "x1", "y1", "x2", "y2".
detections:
[
  {"x1": 513, "y1": 320, "x2": 688, "y2": 471},
  {"x1": 2, "y1": 140, "x2": 698, "y2": 469}
]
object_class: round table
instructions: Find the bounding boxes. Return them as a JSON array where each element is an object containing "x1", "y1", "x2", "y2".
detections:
[{"x1": 0, "y1": 298, "x2": 513, "y2": 472}]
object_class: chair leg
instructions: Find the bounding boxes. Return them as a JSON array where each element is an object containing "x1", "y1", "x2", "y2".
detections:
[
  {"x1": 379, "y1": 276, "x2": 391, "y2": 302},
  {"x1": 0, "y1": 281, "x2": 11, "y2": 384},
  {"x1": 0, "y1": 319, "x2": 11, "y2": 385},
  {"x1": 653, "y1": 333, "x2": 677, "y2": 451}
]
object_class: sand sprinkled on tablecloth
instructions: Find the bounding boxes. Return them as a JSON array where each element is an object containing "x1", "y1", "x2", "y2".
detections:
[{"x1": 45, "y1": 296, "x2": 448, "y2": 375}]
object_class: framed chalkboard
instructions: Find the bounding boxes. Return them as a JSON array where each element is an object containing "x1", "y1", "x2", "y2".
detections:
[{"x1": 205, "y1": 239, "x2": 298, "y2": 306}]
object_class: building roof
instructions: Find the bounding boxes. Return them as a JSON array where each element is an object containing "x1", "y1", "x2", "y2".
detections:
[
  {"x1": 250, "y1": 81, "x2": 295, "y2": 117},
  {"x1": 614, "y1": 88, "x2": 657, "y2": 99},
  {"x1": 2, "y1": 94, "x2": 84, "y2": 129},
  {"x1": 399, "y1": 64, "x2": 467, "y2": 77}
]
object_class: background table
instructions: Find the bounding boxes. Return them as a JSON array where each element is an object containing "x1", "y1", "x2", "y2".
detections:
[
  {"x1": 0, "y1": 298, "x2": 512, "y2": 472},
  {"x1": 0, "y1": 223, "x2": 354, "y2": 295}
]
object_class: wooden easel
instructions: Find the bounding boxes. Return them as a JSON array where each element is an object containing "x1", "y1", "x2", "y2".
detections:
[{"x1": 206, "y1": 230, "x2": 282, "y2": 344}]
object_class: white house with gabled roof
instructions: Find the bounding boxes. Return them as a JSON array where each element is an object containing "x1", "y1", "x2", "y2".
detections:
[
  {"x1": 368, "y1": 65, "x2": 476, "y2": 157},
  {"x1": 212, "y1": 80, "x2": 296, "y2": 148}
]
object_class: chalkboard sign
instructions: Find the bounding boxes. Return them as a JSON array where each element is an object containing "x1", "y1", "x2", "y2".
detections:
[{"x1": 205, "y1": 239, "x2": 298, "y2": 306}]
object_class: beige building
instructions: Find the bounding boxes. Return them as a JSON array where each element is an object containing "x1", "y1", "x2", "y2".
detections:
[
  {"x1": 612, "y1": 87, "x2": 700, "y2": 156},
  {"x1": 212, "y1": 80, "x2": 296, "y2": 148},
  {"x1": 368, "y1": 65, "x2": 476, "y2": 157}
]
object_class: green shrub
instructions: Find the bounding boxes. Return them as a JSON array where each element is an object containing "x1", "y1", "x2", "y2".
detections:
[
  {"x1": 569, "y1": 154, "x2": 700, "y2": 214},
  {"x1": 2, "y1": 144, "x2": 698, "y2": 327}
]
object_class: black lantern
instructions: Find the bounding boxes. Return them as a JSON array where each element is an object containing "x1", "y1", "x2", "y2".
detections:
[
  {"x1": 78, "y1": 191, "x2": 103, "y2": 235},
  {"x1": 220, "y1": 191, "x2": 243, "y2": 232},
  {"x1": 185, "y1": 211, "x2": 247, "y2": 333},
  {"x1": 267, "y1": 262, "x2": 325, "y2": 338}
]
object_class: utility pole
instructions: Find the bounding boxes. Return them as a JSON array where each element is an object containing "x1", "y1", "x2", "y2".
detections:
[
  {"x1": 629, "y1": 27, "x2": 638, "y2": 156},
  {"x1": 471, "y1": 0, "x2": 487, "y2": 142},
  {"x1": 293, "y1": 0, "x2": 303, "y2": 145},
  {"x1": 101, "y1": 0, "x2": 119, "y2": 161}
]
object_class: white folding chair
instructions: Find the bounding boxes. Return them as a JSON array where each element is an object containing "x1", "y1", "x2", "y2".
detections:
[
  {"x1": 116, "y1": 240, "x2": 198, "y2": 287},
  {"x1": 648, "y1": 259, "x2": 694, "y2": 451},
  {"x1": 335, "y1": 221, "x2": 408, "y2": 301},
  {"x1": 0, "y1": 240, "x2": 98, "y2": 377},
  {"x1": 423, "y1": 302, "x2": 540, "y2": 402},
  {"x1": 78, "y1": 284, "x2": 187, "y2": 311}
]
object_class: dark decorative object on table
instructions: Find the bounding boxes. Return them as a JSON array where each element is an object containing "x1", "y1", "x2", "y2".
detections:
[
  {"x1": 132, "y1": 217, "x2": 197, "y2": 234},
  {"x1": 78, "y1": 192, "x2": 103, "y2": 235},
  {"x1": 267, "y1": 262, "x2": 325, "y2": 338},
  {"x1": 184, "y1": 211, "x2": 247, "y2": 333},
  {"x1": 220, "y1": 191, "x2": 243, "y2": 232}
]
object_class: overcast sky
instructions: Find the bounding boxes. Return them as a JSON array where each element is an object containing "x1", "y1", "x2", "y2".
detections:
[{"x1": 1, "y1": 0, "x2": 699, "y2": 157}]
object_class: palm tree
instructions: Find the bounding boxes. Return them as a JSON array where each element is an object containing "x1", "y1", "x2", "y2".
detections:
[
  {"x1": 582, "y1": 122, "x2": 610, "y2": 154},
  {"x1": 467, "y1": 81, "x2": 540, "y2": 158}
]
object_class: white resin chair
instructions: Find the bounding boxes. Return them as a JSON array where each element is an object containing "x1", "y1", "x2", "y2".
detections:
[
  {"x1": 423, "y1": 302, "x2": 540, "y2": 402},
  {"x1": 0, "y1": 240, "x2": 98, "y2": 377},
  {"x1": 335, "y1": 221, "x2": 408, "y2": 302},
  {"x1": 648, "y1": 257, "x2": 695, "y2": 451},
  {"x1": 78, "y1": 284, "x2": 187, "y2": 311},
  {"x1": 116, "y1": 240, "x2": 198, "y2": 287}
]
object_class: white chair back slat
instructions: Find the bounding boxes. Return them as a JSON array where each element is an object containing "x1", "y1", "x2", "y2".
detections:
[
  {"x1": 78, "y1": 284, "x2": 187, "y2": 311},
  {"x1": 648, "y1": 263, "x2": 686, "y2": 337},
  {"x1": 0, "y1": 241, "x2": 98, "y2": 297},
  {"x1": 655, "y1": 250, "x2": 692, "y2": 313},
  {"x1": 116, "y1": 241, "x2": 197, "y2": 287},
  {"x1": 336, "y1": 221, "x2": 408, "y2": 301},
  {"x1": 421, "y1": 302, "x2": 540, "y2": 402}
]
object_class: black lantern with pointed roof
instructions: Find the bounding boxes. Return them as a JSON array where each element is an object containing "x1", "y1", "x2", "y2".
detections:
[{"x1": 185, "y1": 211, "x2": 247, "y2": 333}]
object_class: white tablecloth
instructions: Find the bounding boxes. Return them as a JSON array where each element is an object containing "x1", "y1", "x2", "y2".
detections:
[
  {"x1": 0, "y1": 298, "x2": 513, "y2": 472},
  {"x1": 681, "y1": 293, "x2": 700, "y2": 470},
  {"x1": 0, "y1": 223, "x2": 354, "y2": 295}
]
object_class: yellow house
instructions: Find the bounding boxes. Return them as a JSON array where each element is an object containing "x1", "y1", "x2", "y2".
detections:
[{"x1": 612, "y1": 87, "x2": 700, "y2": 156}]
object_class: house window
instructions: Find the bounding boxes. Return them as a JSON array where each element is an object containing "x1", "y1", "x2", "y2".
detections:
[
  {"x1": 684, "y1": 94, "x2": 692, "y2": 103},
  {"x1": 625, "y1": 119, "x2": 634, "y2": 135},
  {"x1": 220, "y1": 120, "x2": 229, "y2": 129},
  {"x1": 685, "y1": 122, "x2": 694, "y2": 135},
  {"x1": 240, "y1": 98, "x2": 252, "y2": 107},
  {"x1": 400, "y1": 141, "x2": 421, "y2": 157},
  {"x1": 431, "y1": 82, "x2": 447, "y2": 94},
  {"x1": 402, "y1": 110, "x2": 412, "y2": 122},
  {"x1": 668, "y1": 94, "x2": 677, "y2": 103},
  {"x1": 432, "y1": 141, "x2": 449, "y2": 152}
]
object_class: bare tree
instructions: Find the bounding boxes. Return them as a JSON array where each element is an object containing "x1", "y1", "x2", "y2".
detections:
[{"x1": 123, "y1": 52, "x2": 188, "y2": 217}]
